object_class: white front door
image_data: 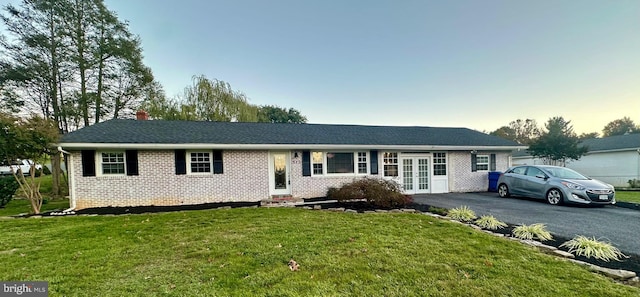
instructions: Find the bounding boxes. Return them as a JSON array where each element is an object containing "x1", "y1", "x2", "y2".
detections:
[
  {"x1": 401, "y1": 157, "x2": 430, "y2": 194},
  {"x1": 269, "y1": 152, "x2": 291, "y2": 195}
]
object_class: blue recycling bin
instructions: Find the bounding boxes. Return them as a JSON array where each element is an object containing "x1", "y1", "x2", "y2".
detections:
[{"x1": 488, "y1": 171, "x2": 502, "y2": 192}]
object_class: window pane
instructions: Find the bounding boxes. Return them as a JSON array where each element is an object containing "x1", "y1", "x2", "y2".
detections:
[
  {"x1": 433, "y1": 152, "x2": 447, "y2": 176},
  {"x1": 383, "y1": 152, "x2": 398, "y2": 177},
  {"x1": 326, "y1": 153, "x2": 354, "y2": 174},
  {"x1": 101, "y1": 152, "x2": 125, "y2": 175},
  {"x1": 190, "y1": 152, "x2": 211, "y2": 173},
  {"x1": 477, "y1": 155, "x2": 489, "y2": 171},
  {"x1": 313, "y1": 164, "x2": 323, "y2": 175},
  {"x1": 312, "y1": 152, "x2": 323, "y2": 163},
  {"x1": 357, "y1": 152, "x2": 367, "y2": 174}
]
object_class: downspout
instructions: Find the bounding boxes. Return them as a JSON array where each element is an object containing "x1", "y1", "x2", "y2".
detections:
[
  {"x1": 58, "y1": 147, "x2": 76, "y2": 211},
  {"x1": 637, "y1": 149, "x2": 640, "y2": 182}
]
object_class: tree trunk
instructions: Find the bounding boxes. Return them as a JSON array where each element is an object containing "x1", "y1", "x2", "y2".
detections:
[{"x1": 51, "y1": 151, "x2": 61, "y2": 197}]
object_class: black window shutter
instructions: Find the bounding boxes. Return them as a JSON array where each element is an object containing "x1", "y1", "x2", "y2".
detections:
[
  {"x1": 302, "y1": 150, "x2": 311, "y2": 176},
  {"x1": 370, "y1": 150, "x2": 378, "y2": 175},
  {"x1": 213, "y1": 150, "x2": 223, "y2": 174},
  {"x1": 490, "y1": 153, "x2": 496, "y2": 171},
  {"x1": 471, "y1": 153, "x2": 477, "y2": 172},
  {"x1": 125, "y1": 150, "x2": 139, "y2": 176},
  {"x1": 175, "y1": 149, "x2": 186, "y2": 175},
  {"x1": 81, "y1": 150, "x2": 96, "y2": 177}
]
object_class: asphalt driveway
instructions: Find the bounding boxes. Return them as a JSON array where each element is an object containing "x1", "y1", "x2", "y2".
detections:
[{"x1": 413, "y1": 192, "x2": 640, "y2": 256}]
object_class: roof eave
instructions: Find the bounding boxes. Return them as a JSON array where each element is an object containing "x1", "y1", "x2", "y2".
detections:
[{"x1": 59, "y1": 142, "x2": 526, "y2": 151}]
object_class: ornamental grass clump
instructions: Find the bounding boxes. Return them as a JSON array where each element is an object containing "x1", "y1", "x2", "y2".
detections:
[
  {"x1": 512, "y1": 223, "x2": 553, "y2": 241},
  {"x1": 560, "y1": 236, "x2": 628, "y2": 262},
  {"x1": 447, "y1": 206, "x2": 477, "y2": 222},
  {"x1": 475, "y1": 215, "x2": 507, "y2": 230}
]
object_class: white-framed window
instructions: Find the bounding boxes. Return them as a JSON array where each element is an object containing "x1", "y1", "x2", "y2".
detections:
[
  {"x1": 188, "y1": 151, "x2": 212, "y2": 174},
  {"x1": 357, "y1": 152, "x2": 367, "y2": 174},
  {"x1": 312, "y1": 152, "x2": 323, "y2": 175},
  {"x1": 99, "y1": 151, "x2": 125, "y2": 175},
  {"x1": 383, "y1": 152, "x2": 398, "y2": 177},
  {"x1": 310, "y1": 151, "x2": 368, "y2": 175},
  {"x1": 476, "y1": 155, "x2": 489, "y2": 171},
  {"x1": 433, "y1": 152, "x2": 447, "y2": 176}
]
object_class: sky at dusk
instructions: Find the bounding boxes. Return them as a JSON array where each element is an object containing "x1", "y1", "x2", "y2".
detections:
[{"x1": 5, "y1": 0, "x2": 640, "y2": 134}]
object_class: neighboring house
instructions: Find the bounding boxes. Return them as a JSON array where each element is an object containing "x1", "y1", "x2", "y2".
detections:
[
  {"x1": 512, "y1": 133, "x2": 640, "y2": 187},
  {"x1": 59, "y1": 114, "x2": 524, "y2": 209}
]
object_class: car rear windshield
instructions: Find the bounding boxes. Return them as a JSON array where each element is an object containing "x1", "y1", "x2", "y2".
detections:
[{"x1": 544, "y1": 167, "x2": 588, "y2": 180}]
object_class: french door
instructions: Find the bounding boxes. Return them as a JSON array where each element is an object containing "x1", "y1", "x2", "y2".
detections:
[{"x1": 401, "y1": 157, "x2": 430, "y2": 194}]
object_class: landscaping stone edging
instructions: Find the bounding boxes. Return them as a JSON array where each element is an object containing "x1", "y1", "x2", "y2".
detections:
[{"x1": 311, "y1": 205, "x2": 638, "y2": 284}]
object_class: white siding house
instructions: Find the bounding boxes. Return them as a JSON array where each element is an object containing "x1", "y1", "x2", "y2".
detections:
[{"x1": 512, "y1": 134, "x2": 640, "y2": 187}]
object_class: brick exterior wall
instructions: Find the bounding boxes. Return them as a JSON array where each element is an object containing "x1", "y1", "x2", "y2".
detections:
[
  {"x1": 71, "y1": 150, "x2": 269, "y2": 209},
  {"x1": 448, "y1": 151, "x2": 511, "y2": 192},
  {"x1": 289, "y1": 151, "x2": 366, "y2": 199},
  {"x1": 70, "y1": 149, "x2": 512, "y2": 209}
]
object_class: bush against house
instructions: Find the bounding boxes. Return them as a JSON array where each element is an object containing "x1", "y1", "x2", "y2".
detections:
[{"x1": 327, "y1": 178, "x2": 411, "y2": 208}]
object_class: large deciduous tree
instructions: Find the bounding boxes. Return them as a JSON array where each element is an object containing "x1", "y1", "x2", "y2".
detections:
[
  {"x1": 257, "y1": 105, "x2": 307, "y2": 123},
  {"x1": 0, "y1": 113, "x2": 59, "y2": 214},
  {"x1": 602, "y1": 117, "x2": 639, "y2": 137},
  {"x1": 490, "y1": 119, "x2": 541, "y2": 145},
  {"x1": 1, "y1": 0, "x2": 155, "y2": 196},
  {"x1": 527, "y1": 117, "x2": 588, "y2": 166},
  {"x1": 144, "y1": 75, "x2": 308, "y2": 123}
]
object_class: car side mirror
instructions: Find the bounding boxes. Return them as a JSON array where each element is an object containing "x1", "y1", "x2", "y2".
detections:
[{"x1": 535, "y1": 174, "x2": 547, "y2": 180}]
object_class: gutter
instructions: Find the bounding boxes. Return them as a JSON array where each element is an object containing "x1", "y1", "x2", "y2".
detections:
[
  {"x1": 58, "y1": 147, "x2": 76, "y2": 211},
  {"x1": 58, "y1": 142, "x2": 527, "y2": 151}
]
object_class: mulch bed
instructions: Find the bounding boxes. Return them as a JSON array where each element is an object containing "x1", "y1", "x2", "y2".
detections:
[{"x1": 72, "y1": 201, "x2": 259, "y2": 215}]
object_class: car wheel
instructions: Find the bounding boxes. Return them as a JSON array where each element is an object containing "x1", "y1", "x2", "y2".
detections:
[
  {"x1": 498, "y1": 184, "x2": 510, "y2": 198},
  {"x1": 547, "y1": 189, "x2": 563, "y2": 205}
]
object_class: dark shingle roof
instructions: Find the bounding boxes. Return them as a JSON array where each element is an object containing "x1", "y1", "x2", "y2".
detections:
[
  {"x1": 60, "y1": 119, "x2": 521, "y2": 148},
  {"x1": 512, "y1": 133, "x2": 640, "y2": 157},
  {"x1": 579, "y1": 133, "x2": 640, "y2": 152}
]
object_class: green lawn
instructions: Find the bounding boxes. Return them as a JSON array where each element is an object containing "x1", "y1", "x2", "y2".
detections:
[
  {"x1": 0, "y1": 208, "x2": 637, "y2": 296},
  {"x1": 0, "y1": 198, "x2": 69, "y2": 216},
  {"x1": 616, "y1": 191, "x2": 640, "y2": 204}
]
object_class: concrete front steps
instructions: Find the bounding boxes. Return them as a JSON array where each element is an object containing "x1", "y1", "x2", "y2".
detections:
[{"x1": 260, "y1": 195, "x2": 304, "y2": 207}]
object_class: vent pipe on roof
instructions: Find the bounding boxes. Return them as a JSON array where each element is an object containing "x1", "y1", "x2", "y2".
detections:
[{"x1": 136, "y1": 110, "x2": 149, "y2": 120}]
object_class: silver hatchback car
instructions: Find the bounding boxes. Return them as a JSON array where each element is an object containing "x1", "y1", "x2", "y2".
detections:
[{"x1": 497, "y1": 165, "x2": 615, "y2": 205}]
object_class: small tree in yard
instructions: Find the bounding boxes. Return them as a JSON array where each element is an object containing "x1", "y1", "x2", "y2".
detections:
[
  {"x1": 527, "y1": 117, "x2": 588, "y2": 166},
  {"x1": 0, "y1": 113, "x2": 59, "y2": 214}
]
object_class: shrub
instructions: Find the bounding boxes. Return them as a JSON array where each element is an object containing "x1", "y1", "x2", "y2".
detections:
[
  {"x1": 327, "y1": 178, "x2": 411, "y2": 208},
  {"x1": 560, "y1": 236, "x2": 627, "y2": 262},
  {"x1": 428, "y1": 206, "x2": 448, "y2": 216},
  {"x1": 0, "y1": 176, "x2": 20, "y2": 208},
  {"x1": 512, "y1": 223, "x2": 553, "y2": 241},
  {"x1": 447, "y1": 206, "x2": 477, "y2": 222},
  {"x1": 628, "y1": 179, "x2": 640, "y2": 188},
  {"x1": 475, "y1": 215, "x2": 507, "y2": 230}
]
